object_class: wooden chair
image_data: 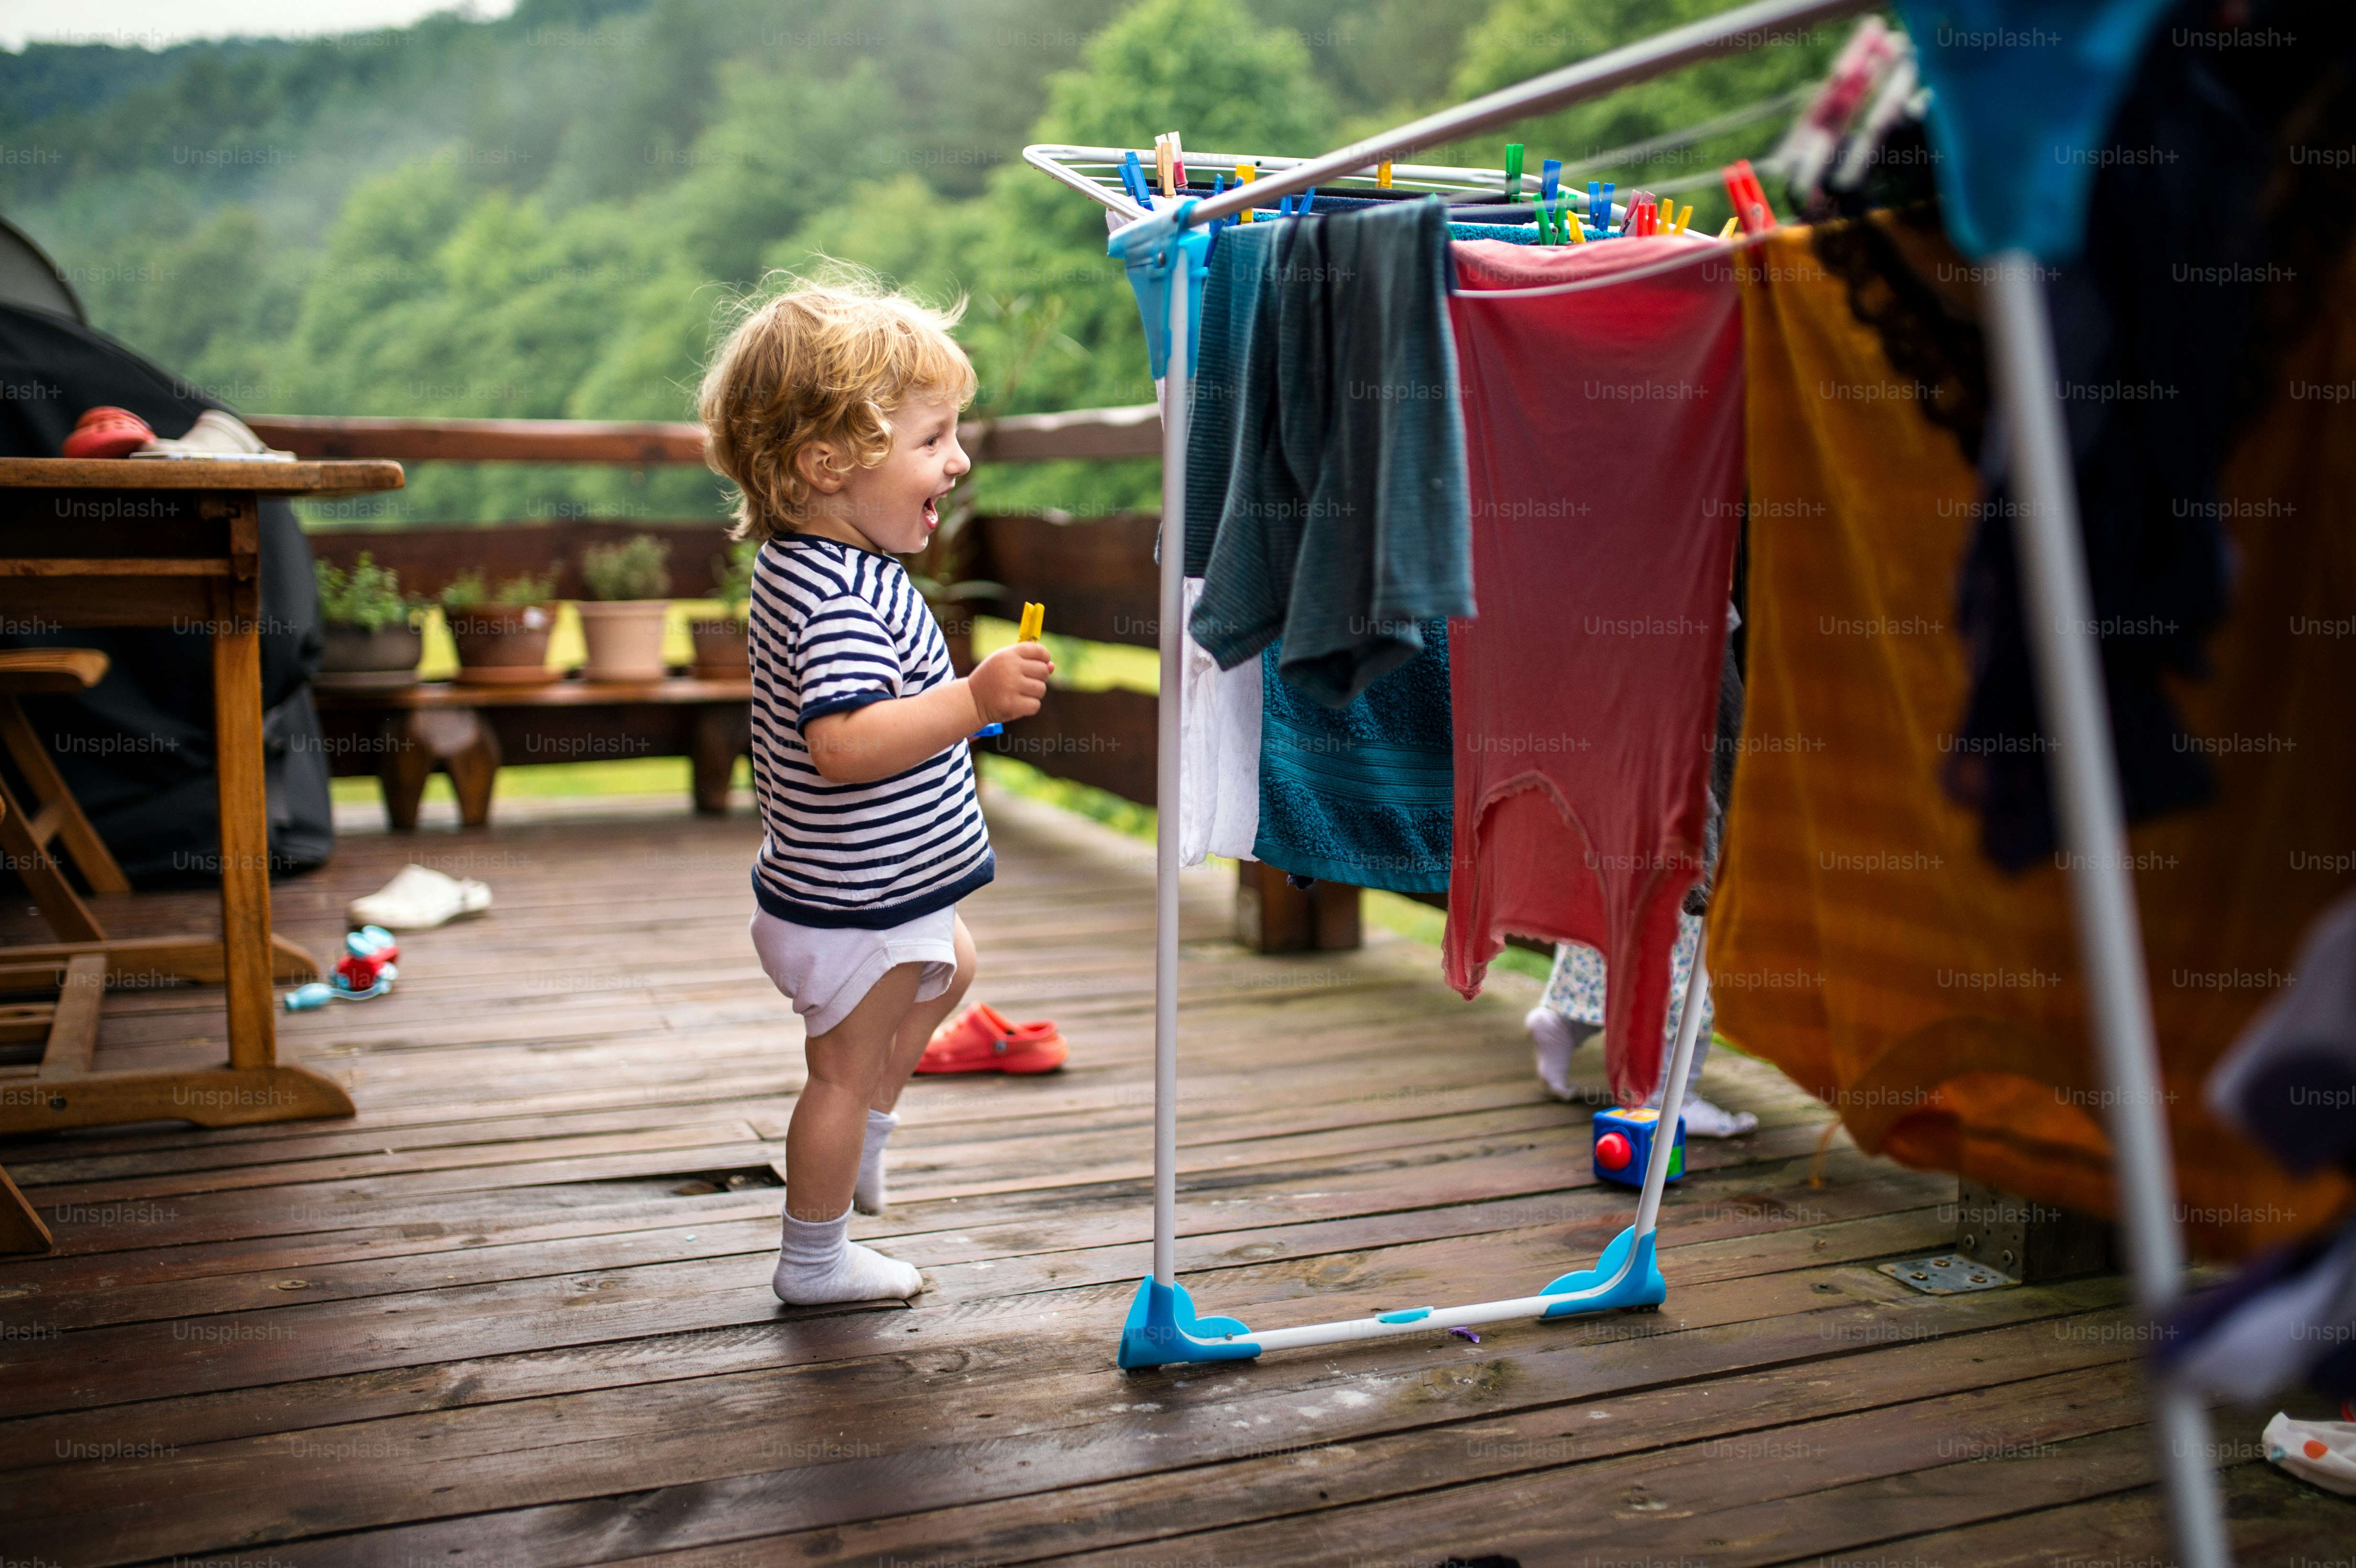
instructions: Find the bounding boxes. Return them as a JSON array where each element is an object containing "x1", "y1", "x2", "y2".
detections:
[
  {"x1": 0, "y1": 648, "x2": 130, "y2": 941},
  {"x1": 0, "y1": 648, "x2": 316, "y2": 987},
  {"x1": 0, "y1": 787, "x2": 53, "y2": 1253}
]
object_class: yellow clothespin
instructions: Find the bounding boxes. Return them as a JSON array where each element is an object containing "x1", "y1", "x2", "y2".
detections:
[
  {"x1": 1376, "y1": 159, "x2": 1393, "y2": 189},
  {"x1": 1017, "y1": 602, "x2": 1045, "y2": 642},
  {"x1": 1673, "y1": 203, "x2": 1693, "y2": 235},
  {"x1": 1154, "y1": 138, "x2": 1172, "y2": 198},
  {"x1": 1717, "y1": 217, "x2": 1739, "y2": 240},
  {"x1": 1565, "y1": 207, "x2": 1586, "y2": 243},
  {"x1": 1237, "y1": 162, "x2": 1256, "y2": 222}
]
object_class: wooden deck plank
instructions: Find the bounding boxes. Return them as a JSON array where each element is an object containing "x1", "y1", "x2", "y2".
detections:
[{"x1": 0, "y1": 792, "x2": 2262, "y2": 1566}]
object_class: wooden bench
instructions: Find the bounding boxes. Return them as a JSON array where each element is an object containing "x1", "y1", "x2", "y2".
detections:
[{"x1": 313, "y1": 676, "x2": 752, "y2": 828}]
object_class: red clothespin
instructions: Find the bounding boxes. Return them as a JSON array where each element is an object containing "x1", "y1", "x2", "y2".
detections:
[
  {"x1": 1167, "y1": 131, "x2": 1186, "y2": 192},
  {"x1": 1722, "y1": 160, "x2": 1776, "y2": 235}
]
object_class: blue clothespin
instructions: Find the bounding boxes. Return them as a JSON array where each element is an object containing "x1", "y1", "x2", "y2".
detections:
[
  {"x1": 1122, "y1": 149, "x2": 1154, "y2": 209},
  {"x1": 1541, "y1": 159, "x2": 1561, "y2": 205}
]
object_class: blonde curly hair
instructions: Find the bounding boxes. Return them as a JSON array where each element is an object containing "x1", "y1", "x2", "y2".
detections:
[{"x1": 698, "y1": 266, "x2": 976, "y2": 541}]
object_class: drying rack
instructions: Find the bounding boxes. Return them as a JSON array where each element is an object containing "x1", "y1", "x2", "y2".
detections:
[{"x1": 1027, "y1": 0, "x2": 2230, "y2": 1560}]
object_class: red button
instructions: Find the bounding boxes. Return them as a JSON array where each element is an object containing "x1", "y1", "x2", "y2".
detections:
[{"x1": 1595, "y1": 1131, "x2": 1633, "y2": 1171}]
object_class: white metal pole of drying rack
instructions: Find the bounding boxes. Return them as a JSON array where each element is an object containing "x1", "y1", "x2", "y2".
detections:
[{"x1": 1061, "y1": 2, "x2": 2228, "y2": 1556}]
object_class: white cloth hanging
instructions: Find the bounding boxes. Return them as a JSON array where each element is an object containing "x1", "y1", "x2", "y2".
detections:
[{"x1": 1179, "y1": 577, "x2": 1259, "y2": 866}]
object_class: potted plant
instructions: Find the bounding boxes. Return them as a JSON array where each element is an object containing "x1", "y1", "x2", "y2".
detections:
[
  {"x1": 691, "y1": 539, "x2": 755, "y2": 678},
  {"x1": 314, "y1": 552, "x2": 422, "y2": 691},
  {"x1": 444, "y1": 566, "x2": 560, "y2": 685},
  {"x1": 577, "y1": 533, "x2": 672, "y2": 682}
]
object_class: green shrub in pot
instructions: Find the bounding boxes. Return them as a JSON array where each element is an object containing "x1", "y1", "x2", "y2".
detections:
[
  {"x1": 315, "y1": 553, "x2": 424, "y2": 690},
  {"x1": 691, "y1": 539, "x2": 757, "y2": 677},
  {"x1": 444, "y1": 567, "x2": 560, "y2": 686},
  {"x1": 576, "y1": 534, "x2": 672, "y2": 682}
]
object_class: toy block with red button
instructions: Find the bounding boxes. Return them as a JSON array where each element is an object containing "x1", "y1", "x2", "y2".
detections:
[{"x1": 1592, "y1": 1105, "x2": 1684, "y2": 1188}]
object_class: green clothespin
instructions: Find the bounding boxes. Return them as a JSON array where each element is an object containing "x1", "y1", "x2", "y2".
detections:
[{"x1": 1504, "y1": 143, "x2": 1525, "y2": 202}]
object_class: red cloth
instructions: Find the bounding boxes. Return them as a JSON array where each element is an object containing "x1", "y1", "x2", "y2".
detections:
[{"x1": 1443, "y1": 238, "x2": 1745, "y2": 1104}]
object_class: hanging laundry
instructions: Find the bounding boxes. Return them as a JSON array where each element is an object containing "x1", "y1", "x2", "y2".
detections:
[
  {"x1": 1252, "y1": 623, "x2": 1453, "y2": 894},
  {"x1": 2206, "y1": 889, "x2": 2356, "y2": 1180},
  {"x1": 2157, "y1": 1219, "x2": 2356, "y2": 1402},
  {"x1": 1179, "y1": 577, "x2": 1261, "y2": 867},
  {"x1": 1182, "y1": 222, "x2": 1279, "y2": 577},
  {"x1": 1890, "y1": 0, "x2": 2178, "y2": 264},
  {"x1": 1187, "y1": 197, "x2": 1472, "y2": 708},
  {"x1": 1941, "y1": 20, "x2": 2278, "y2": 871},
  {"x1": 1709, "y1": 220, "x2": 2356, "y2": 1258},
  {"x1": 1442, "y1": 235, "x2": 1742, "y2": 1106}
]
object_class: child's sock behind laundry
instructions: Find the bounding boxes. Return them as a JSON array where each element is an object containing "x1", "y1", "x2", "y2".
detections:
[
  {"x1": 854, "y1": 1108, "x2": 898, "y2": 1215},
  {"x1": 773, "y1": 1205, "x2": 922, "y2": 1305}
]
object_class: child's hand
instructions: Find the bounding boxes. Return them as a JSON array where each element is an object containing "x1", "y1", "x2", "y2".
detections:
[{"x1": 968, "y1": 642, "x2": 1054, "y2": 725}]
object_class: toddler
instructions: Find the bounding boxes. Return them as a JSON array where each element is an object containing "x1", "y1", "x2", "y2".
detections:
[{"x1": 699, "y1": 274, "x2": 1054, "y2": 1305}]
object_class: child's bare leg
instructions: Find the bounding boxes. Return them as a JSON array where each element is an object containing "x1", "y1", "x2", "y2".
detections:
[
  {"x1": 787, "y1": 960, "x2": 923, "y2": 1219},
  {"x1": 851, "y1": 917, "x2": 976, "y2": 1216},
  {"x1": 874, "y1": 915, "x2": 977, "y2": 1113},
  {"x1": 775, "y1": 962, "x2": 925, "y2": 1304}
]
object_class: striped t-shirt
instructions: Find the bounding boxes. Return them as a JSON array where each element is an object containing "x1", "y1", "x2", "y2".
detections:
[{"x1": 748, "y1": 534, "x2": 993, "y2": 928}]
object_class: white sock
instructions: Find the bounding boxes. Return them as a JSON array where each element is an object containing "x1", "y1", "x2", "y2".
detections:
[
  {"x1": 854, "y1": 1108, "x2": 898, "y2": 1215},
  {"x1": 1526, "y1": 1006, "x2": 1579, "y2": 1100},
  {"x1": 772, "y1": 1204, "x2": 922, "y2": 1305},
  {"x1": 1679, "y1": 1094, "x2": 1758, "y2": 1138}
]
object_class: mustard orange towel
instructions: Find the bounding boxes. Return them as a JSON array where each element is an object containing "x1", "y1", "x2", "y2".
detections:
[{"x1": 1712, "y1": 221, "x2": 2356, "y2": 1259}]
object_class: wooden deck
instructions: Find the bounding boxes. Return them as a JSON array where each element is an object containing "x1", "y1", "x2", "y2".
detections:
[{"x1": 0, "y1": 787, "x2": 2337, "y2": 1566}]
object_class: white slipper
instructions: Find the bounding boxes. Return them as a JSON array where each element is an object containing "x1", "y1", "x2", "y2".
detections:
[
  {"x1": 1678, "y1": 1095, "x2": 1759, "y2": 1138},
  {"x1": 348, "y1": 864, "x2": 492, "y2": 930}
]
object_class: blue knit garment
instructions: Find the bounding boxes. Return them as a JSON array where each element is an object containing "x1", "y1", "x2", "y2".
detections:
[{"x1": 1254, "y1": 621, "x2": 1454, "y2": 894}]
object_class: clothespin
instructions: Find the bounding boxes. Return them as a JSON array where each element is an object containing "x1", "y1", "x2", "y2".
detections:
[
  {"x1": 1717, "y1": 216, "x2": 1740, "y2": 240},
  {"x1": 1598, "y1": 181, "x2": 1616, "y2": 235},
  {"x1": 1121, "y1": 149, "x2": 1153, "y2": 209},
  {"x1": 1155, "y1": 137, "x2": 1175, "y2": 199},
  {"x1": 1672, "y1": 203, "x2": 1693, "y2": 235},
  {"x1": 1167, "y1": 131, "x2": 1186, "y2": 191},
  {"x1": 1541, "y1": 157, "x2": 1561, "y2": 205},
  {"x1": 1018, "y1": 601, "x2": 1046, "y2": 642},
  {"x1": 1376, "y1": 159, "x2": 1393, "y2": 189},
  {"x1": 1504, "y1": 143, "x2": 1525, "y2": 201},
  {"x1": 1237, "y1": 162, "x2": 1255, "y2": 222},
  {"x1": 1723, "y1": 159, "x2": 1776, "y2": 234}
]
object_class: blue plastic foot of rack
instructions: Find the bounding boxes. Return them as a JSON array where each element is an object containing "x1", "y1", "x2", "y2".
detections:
[
  {"x1": 1116, "y1": 1276, "x2": 1261, "y2": 1368},
  {"x1": 1538, "y1": 1224, "x2": 1665, "y2": 1318}
]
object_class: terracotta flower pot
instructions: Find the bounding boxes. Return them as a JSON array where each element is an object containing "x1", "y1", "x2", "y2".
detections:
[
  {"x1": 448, "y1": 605, "x2": 556, "y2": 686},
  {"x1": 316, "y1": 621, "x2": 423, "y2": 693},
  {"x1": 688, "y1": 615, "x2": 750, "y2": 679},
  {"x1": 576, "y1": 599, "x2": 670, "y2": 682}
]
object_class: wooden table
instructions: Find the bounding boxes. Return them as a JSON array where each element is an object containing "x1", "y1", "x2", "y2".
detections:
[
  {"x1": 314, "y1": 675, "x2": 753, "y2": 827},
  {"x1": 0, "y1": 458, "x2": 404, "y2": 1207}
]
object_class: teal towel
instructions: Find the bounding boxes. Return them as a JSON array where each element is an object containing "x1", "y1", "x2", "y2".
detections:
[{"x1": 1254, "y1": 621, "x2": 1453, "y2": 894}]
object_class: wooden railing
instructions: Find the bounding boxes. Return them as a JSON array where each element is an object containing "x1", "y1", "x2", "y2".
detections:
[
  {"x1": 272, "y1": 404, "x2": 1364, "y2": 951},
  {"x1": 247, "y1": 404, "x2": 1164, "y2": 468}
]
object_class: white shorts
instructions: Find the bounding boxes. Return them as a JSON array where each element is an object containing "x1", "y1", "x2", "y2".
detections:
[{"x1": 749, "y1": 905, "x2": 959, "y2": 1038}]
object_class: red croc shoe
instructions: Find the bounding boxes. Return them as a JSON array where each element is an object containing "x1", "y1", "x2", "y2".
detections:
[
  {"x1": 916, "y1": 1002, "x2": 1068, "y2": 1074},
  {"x1": 62, "y1": 406, "x2": 156, "y2": 459}
]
